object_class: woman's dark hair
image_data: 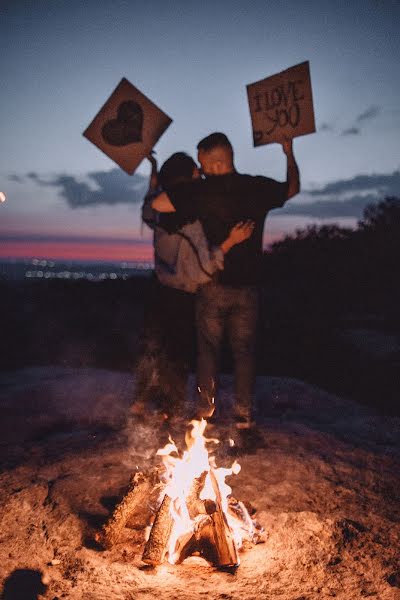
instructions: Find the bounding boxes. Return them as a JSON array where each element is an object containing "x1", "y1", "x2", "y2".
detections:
[{"x1": 159, "y1": 152, "x2": 197, "y2": 188}]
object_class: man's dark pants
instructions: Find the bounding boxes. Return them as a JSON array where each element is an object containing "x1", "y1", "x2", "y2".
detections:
[{"x1": 195, "y1": 280, "x2": 259, "y2": 420}]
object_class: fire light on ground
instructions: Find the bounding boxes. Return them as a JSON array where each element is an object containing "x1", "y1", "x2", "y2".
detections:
[{"x1": 1, "y1": 370, "x2": 400, "y2": 598}]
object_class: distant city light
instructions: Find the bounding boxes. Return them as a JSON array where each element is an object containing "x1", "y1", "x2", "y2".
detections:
[{"x1": 0, "y1": 192, "x2": 6, "y2": 203}]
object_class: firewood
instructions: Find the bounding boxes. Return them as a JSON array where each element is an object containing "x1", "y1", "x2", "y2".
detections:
[
  {"x1": 97, "y1": 468, "x2": 163, "y2": 549},
  {"x1": 173, "y1": 514, "x2": 211, "y2": 564},
  {"x1": 208, "y1": 469, "x2": 239, "y2": 568},
  {"x1": 209, "y1": 507, "x2": 239, "y2": 568},
  {"x1": 174, "y1": 472, "x2": 239, "y2": 568},
  {"x1": 196, "y1": 519, "x2": 221, "y2": 567},
  {"x1": 228, "y1": 497, "x2": 263, "y2": 543},
  {"x1": 142, "y1": 494, "x2": 174, "y2": 565},
  {"x1": 173, "y1": 502, "x2": 238, "y2": 568},
  {"x1": 186, "y1": 471, "x2": 208, "y2": 519}
]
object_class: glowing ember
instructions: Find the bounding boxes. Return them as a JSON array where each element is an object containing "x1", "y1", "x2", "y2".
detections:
[{"x1": 142, "y1": 419, "x2": 262, "y2": 568}]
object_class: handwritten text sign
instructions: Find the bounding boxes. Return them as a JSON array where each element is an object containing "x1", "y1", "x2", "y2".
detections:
[
  {"x1": 83, "y1": 78, "x2": 172, "y2": 175},
  {"x1": 247, "y1": 61, "x2": 315, "y2": 147}
]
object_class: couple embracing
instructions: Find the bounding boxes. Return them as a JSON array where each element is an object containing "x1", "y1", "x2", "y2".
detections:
[{"x1": 137, "y1": 132, "x2": 300, "y2": 432}]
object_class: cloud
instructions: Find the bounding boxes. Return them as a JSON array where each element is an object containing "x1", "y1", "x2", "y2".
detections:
[
  {"x1": 317, "y1": 105, "x2": 382, "y2": 136},
  {"x1": 308, "y1": 171, "x2": 400, "y2": 197},
  {"x1": 278, "y1": 170, "x2": 400, "y2": 219},
  {"x1": 356, "y1": 105, "x2": 380, "y2": 123},
  {"x1": 10, "y1": 168, "x2": 149, "y2": 208},
  {"x1": 340, "y1": 104, "x2": 381, "y2": 136},
  {"x1": 7, "y1": 174, "x2": 25, "y2": 183},
  {"x1": 341, "y1": 127, "x2": 360, "y2": 136},
  {"x1": 319, "y1": 122, "x2": 334, "y2": 132}
]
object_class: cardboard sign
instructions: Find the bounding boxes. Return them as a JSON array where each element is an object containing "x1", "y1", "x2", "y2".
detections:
[
  {"x1": 247, "y1": 61, "x2": 315, "y2": 147},
  {"x1": 83, "y1": 78, "x2": 173, "y2": 174}
]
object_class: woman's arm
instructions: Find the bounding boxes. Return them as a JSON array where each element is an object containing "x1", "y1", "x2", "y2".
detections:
[
  {"x1": 220, "y1": 221, "x2": 255, "y2": 254},
  {"x1": 152, "y1": 191, "x2": 176, "y2": 212}
]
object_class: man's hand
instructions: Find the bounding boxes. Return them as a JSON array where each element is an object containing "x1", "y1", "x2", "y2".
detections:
[{"x1": 220, "y1": 221, "x2": 255, "y2": 254}]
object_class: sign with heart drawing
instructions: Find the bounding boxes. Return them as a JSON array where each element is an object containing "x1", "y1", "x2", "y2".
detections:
[{"x1": 83, "y1": 78, "x2": 173, "y2": 175}]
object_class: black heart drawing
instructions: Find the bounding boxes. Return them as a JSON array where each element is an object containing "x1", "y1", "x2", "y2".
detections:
[{"x1": 101, "y1": 100, "x2": 144, "y2": 146}]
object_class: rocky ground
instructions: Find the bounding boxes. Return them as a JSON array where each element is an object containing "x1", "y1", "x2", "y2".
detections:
[{"x1": 0, "y1": 367, "x2": 399, "y2": 599}]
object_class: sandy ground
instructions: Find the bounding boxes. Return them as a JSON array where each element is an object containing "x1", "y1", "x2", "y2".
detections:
[{"x1": 0, "y1": 367, "x2": 399, "y2": 600}]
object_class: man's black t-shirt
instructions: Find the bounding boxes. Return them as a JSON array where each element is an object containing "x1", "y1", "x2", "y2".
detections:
[{"x1": 166, "y1": 172, "x2": 288, "y2": 286}]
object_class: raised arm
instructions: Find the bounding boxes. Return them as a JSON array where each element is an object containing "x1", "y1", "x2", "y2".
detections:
[
  {"x1": 147, "y1": 151, "x2": 159, "y2": 193},
  {"x1": 282, "y1": 137, "x2": 300, "y2": 199},
  {"x1": 142, "y1": 153, "x2": 160, "y2": 229}
]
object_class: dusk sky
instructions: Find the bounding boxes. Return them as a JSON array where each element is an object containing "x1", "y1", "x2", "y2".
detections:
[{"x1": 1, "y1": 0, "x2": 399, "y2": 263}]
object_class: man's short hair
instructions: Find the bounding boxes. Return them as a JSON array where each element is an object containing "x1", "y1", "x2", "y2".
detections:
[
  {"x1": 159, "y1": 152, "x2": 197, "y2": 188},
  {"x1": 197, "y1": 132, "x2": 233, "y2": 154}
]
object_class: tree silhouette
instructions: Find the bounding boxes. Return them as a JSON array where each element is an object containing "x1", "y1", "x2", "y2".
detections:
[{"x1": 358, "y1": 196, "x2": 400, "y2": 232}]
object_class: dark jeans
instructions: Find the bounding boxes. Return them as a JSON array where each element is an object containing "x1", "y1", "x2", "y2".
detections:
[
  {"x1": 196, "y1": 281, "x2": 259, "y2": 418},
  {"x1": 135, "y1": 276, "x2": 195, "y2": 414}
]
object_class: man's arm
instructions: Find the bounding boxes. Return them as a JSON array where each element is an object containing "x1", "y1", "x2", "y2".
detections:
[
  {"x1": 152, "y1": 191, "x2": 176, "y2": 212},
  {"x1": 282, "y1": 138, "x2": 300, "y2": 199}
]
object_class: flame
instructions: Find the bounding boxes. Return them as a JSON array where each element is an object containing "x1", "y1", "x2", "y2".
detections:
[{"x1": 155, "y1": 419, "x2": 259, "y2": 565}]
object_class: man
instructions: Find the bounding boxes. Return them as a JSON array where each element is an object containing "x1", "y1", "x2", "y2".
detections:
[{"x1": 153, "y1": 132, "x2": 300, "y2": 428}]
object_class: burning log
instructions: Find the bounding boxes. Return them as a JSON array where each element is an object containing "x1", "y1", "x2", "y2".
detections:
[
  {"x1": 173, "y1": 511, "x2": 216, "y2": 565},
  {"x1": 142, "y1": 494, "x2": 174, "y2": 564},
  {"x1": 97, "y1": 468, "x2": 164, "y2": 549},
  {"x1": 208, "y1": 469, "x2": 239, "y2": 568},
  {"x1": 186, "y1": 471, "x2": 208, "y2": 519},
  {"x1": 142, "y1": 467, "x2": 239, "y2": 568},
  {"x1": 170, "y1": 496, "x2": 239, "y2": 568},
  {"x1": 209, "y1": 505, "x2": 239, "y2": 568},
  {"x1": 143, "y1": 471, "x2": 210, "y2": 566}
]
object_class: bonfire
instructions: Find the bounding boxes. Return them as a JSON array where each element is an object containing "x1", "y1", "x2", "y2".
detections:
[{"x1": 97, "y1": 419, "x2": 263, "y2": 569}]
